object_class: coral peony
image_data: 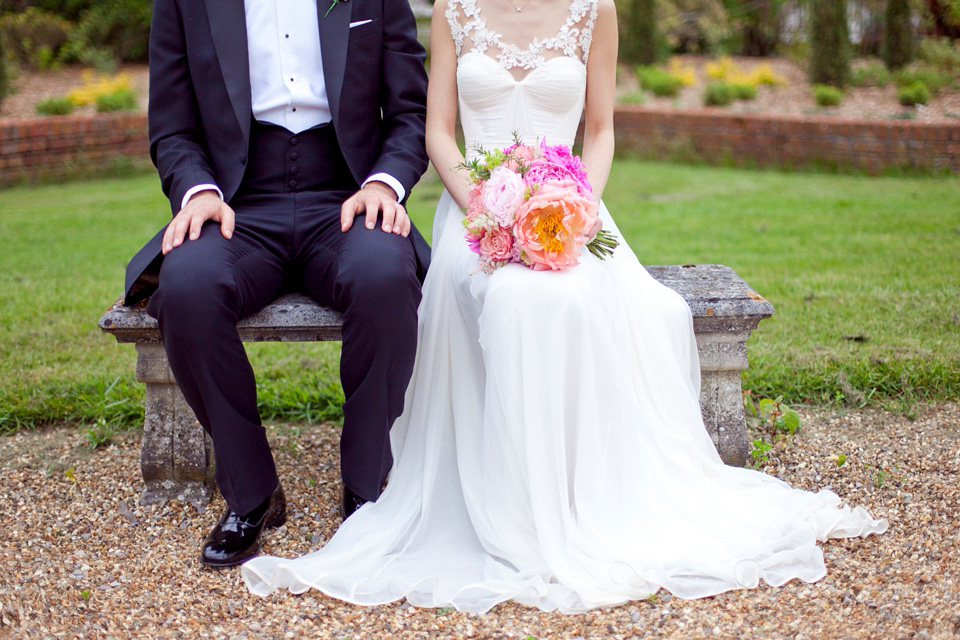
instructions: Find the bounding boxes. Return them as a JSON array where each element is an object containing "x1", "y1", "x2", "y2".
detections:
[{"x1": 512, "y1": 185, "x2": 598, "y2": 271}]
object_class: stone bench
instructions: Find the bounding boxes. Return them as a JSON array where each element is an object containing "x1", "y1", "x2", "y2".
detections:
[{"x1": 99, "y1": 263, "x2": 774, "y2": 506}]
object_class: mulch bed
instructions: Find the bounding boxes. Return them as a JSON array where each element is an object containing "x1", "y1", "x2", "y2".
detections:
[
  {"x1": 3, "y1": 56, "x2": 959, "y2": 124},
  {"x1": 1, "y1": 403, "x2": 958, "y2": 638}
]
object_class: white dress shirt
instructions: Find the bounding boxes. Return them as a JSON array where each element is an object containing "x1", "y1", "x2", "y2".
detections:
[{"x1": 182, "y1": 0, "x2": 403, "y2": 210}]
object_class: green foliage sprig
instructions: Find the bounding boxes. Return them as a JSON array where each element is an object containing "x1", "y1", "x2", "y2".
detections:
[{"x1": 744, "y1": 392, "x2": 802, "y2": 469}]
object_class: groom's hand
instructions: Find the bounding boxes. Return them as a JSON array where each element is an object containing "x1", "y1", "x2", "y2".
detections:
[
  {"x1": 162, "y1": 190, "x2": 236, "y2": 255},
  {"x1": 341, "y1": 181, "x2": 410, "y2": 237}
]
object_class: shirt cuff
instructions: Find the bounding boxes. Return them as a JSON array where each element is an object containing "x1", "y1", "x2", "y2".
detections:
[
  {"x1": 362, "y1": 173, "x2": 405, "y2": 202},
  {"x1": 181, "y1": 184, "x2": 224, "y2": 212}
]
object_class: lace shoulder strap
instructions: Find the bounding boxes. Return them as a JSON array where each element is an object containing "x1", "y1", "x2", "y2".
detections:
[
  {"x1": 445, "y1": 0, "x2": 481, "y2": 58},
  {"x1": 575, "y1": 0, "x2": 600, "y2": 63}
]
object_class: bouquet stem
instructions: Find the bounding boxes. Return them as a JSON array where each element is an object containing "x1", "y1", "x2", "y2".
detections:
[{"x1": 587, "y1": 229, "x2": 620, "y2": 259}]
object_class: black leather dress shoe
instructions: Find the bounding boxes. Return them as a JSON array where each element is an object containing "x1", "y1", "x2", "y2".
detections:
[
  {"x1": 200, "y1": 484, "x2": 287, "y2": 567},
  {"x1": 340, "y1": 485, "x2": 369, "y2": 520}
]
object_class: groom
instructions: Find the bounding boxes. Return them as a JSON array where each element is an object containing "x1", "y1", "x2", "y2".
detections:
[{"x1": 124, "y1": 0, "x2": 429, "y2": 566}]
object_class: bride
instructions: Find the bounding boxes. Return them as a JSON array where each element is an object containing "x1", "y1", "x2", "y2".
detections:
[{"x1": 242, "y1": 0, "x2": 886, "y2": 613}]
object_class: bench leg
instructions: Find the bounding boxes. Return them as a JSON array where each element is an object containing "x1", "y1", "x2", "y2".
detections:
[
  {"x1": 135, "y1": 343, "x2": 215, "y2": 506},
  {"x1": 695, "y1": 330, "x2": 751, "y2": 467}
]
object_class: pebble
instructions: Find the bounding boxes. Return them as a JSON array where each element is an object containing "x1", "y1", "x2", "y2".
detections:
[{"x1": 0, "y1": 404, "x2": 957, "y2": 638}]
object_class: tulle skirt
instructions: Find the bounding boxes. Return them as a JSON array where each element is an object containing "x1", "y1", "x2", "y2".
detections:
[{"x1": 241, "y1": 191, "x2": 886, "y2": 614}]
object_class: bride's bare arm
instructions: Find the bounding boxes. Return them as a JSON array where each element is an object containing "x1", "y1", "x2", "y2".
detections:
[
  {"x1": 581, "y1": 0, "x2": 618, "y2": 201},
  {"x1": 426, "y1": 0, "x2": 472, "y2": 209}
]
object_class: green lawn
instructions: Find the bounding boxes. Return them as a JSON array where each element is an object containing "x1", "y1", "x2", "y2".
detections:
[{"x1": 1, "y1": 162, "x2": 958, "y2": 432}]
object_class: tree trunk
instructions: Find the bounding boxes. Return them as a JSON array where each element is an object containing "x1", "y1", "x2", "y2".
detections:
[{"x1": 810, "y1": 0, "x2": 852, "y2": 87}]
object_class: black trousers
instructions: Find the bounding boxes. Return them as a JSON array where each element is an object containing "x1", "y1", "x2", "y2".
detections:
[{"x1": 147, "y1": 122, "x2": 421, "y2": 515}]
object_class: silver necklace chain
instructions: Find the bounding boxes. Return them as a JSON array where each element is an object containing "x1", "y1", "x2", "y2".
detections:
[{"x1": 505, "y1": 0, "x2": 532, "y2": 11}]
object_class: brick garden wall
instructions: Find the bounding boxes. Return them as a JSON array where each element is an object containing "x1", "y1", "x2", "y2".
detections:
[
  {"x1": 1, "y1": 109, "x2": 958, "y2": 188},
  {"x1": 0, "y1": 113, "x2": 149, "y2": 187},
  {"x1": 614, "y1": 107, "x2": 960, "y2": 174}
]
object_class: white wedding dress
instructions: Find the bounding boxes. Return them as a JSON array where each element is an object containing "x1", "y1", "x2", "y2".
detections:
[{"x1": 242, "y1": 0, "x2": 886, "y2": 613}]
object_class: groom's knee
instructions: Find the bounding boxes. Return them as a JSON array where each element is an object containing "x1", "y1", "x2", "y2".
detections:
[
  {"x1": 337, "y1": 231, "x2": 421, "y2": 324},
  {"x1": 148, "y1": 249, "x2": 238, "y2": 334}
]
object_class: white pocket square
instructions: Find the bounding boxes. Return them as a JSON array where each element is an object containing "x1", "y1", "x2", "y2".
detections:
[{"x1": 349, "y1": 19, "x2": 373, "y2": 28}]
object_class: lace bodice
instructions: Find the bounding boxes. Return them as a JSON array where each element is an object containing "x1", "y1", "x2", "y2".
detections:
[
  {"x1": 447, "y1": 0, "x2": 598, "y2": 157},
  {"x1": 446, "y1": 0, "x2": 598, "y2": 70}
]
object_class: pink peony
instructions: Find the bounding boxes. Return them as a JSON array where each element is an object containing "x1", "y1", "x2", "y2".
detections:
[
  {"x1": 512, "y1": 185, "x2": 599, "y2": 271},
  {"x1": 540, "y1": 140, "x2": 592, "y2": 188},
  {"x1": 479, "y1": 225, "x2": 514, "y2": 262},
  {"x1": 481, "y1": 166, "x2": 526, "y2": 227},
  {"x1": 524, "y1": 160, "x2": 593, "y2": 199}
]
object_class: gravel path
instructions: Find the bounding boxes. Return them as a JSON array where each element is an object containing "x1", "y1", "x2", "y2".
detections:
[{"x1": 1, "y1": 403, "x2": 958, "y2": 639}]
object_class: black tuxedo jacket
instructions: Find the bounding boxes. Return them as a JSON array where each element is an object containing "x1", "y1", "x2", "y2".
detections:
[{"x1": 124, "y1": 0, "x2": 430, "y2": 305}]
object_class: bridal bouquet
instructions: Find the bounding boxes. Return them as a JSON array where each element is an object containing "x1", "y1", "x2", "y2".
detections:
[{"x1": 461, "y1": 139, "x2": 619, "y2": 274}]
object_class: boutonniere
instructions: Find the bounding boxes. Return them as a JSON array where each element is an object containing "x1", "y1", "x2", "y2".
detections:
[{"x1": 324, "y1": 0, "x2": 349, "y2": 17}]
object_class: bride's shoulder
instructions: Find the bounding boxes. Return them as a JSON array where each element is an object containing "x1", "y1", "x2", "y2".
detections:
[
  {"x1": 587, "y1": 0, "x2": 616, "y2": 27},
  {"x1": 592, "y1": 0, "x2": 616, "y2": 17}
]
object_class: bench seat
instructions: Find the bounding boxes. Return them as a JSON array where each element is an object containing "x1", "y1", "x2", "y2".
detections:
[{"x1": 99, "y1": 263, "x2": 774, "y2": 505}]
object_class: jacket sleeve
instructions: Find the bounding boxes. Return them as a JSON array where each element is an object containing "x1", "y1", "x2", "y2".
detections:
[
  {"x1": 368, "y1": 0, "x2": 430, "y2": 200},
  {"x1": 148, "y1": 0, "x2": 220, "y2": 215}
]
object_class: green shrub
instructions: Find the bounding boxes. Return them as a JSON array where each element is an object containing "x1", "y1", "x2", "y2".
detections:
[
  {"x1": 851, "y1": 59, "x2": 892, "y2": 87},
  {"x1": 732, "y1": 0, "x2": 784, "y2": 57},
  {"x1": 810, "y1": 0, "x2": 851, "y2": 87},
  {"x1": 19, "y1": 0, "x2": 96, "y2": 22},
  {"x1": 36, "y1": 96, "x2": 75, "y2": 115},
  {"x1": 917, "y1": 37, "x2": 960, "y2": 74},
  {"x1": 636, "y1": 65, "x2": 685, "y2": 97},
  {"x1": 894, "y1": 64, "x2": 953, "y2": 93},
  {"x1": 619, "y1": 91, "x2": 647, "y2": 105},
  {"x1": 704, "y1": 82, "x2": 736, "y2": 106},
  {"x1": 0, "y1": 8, "x2": 72, "y2": 68},
  {"x1": 659, "y1": 0, "x2": 730, "y2": 55},
  {"x1": 66, "y1": 0, "x2": 152, "y2": 64},
  {"x1": 897, "y1": 81, "x2": 931, "y2": 106},
  {"x1": 883, "y1": 0, "x2": 914, "y2": 71},
  {"x1": 732, "y1": 83, "x2": 758, "y2": 100},
  {"x1": 813, "y1": 84, "x2": 844, "y2": 106},
  {"x1": 94, "y1": 86, "x2": 137, "y2": 112}
]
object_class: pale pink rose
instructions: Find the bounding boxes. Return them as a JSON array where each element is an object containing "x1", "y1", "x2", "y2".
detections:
[
  {"x1": 466, "y1": 186, "x2": 484, "y2": 220},
  {"x1": 502, "y1": 144, "x2": 536, "y2": 172},
  {"x1": 481, "y1": 166, "x2": 526, "y2": 227},
  {"x1": 478, "y1": 225, "x2": 514, "y2": 262},
  {"x1": 512, "y1": 185, "x2": 599, "y2": 271}
]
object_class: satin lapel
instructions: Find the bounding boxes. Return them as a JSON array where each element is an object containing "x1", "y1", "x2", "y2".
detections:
[
  {"x1": 205, "y1": 0, "x2": 252, "y2": 144},
  {"x1": 319, "y1": 0, "x2": 351, "y2": 127}
]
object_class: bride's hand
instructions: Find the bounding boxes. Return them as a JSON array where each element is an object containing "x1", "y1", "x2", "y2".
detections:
[{"x1": 586, "y1": 217, "x2": 603, "y2": 242}]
